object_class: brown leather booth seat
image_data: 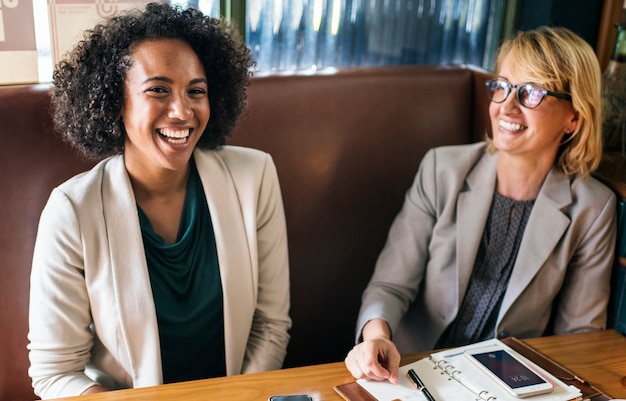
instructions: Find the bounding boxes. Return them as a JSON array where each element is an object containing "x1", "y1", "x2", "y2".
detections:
[{"x1": 0, "y1": 65, "x2": 491, "y2": 401}]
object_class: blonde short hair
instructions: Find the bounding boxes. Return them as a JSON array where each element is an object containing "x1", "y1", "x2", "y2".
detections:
[{"x1": 486, "y1": 26, "x2": 602, "y2": 177}]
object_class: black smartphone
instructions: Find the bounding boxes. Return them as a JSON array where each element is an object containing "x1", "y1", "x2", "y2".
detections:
[{"x1": 268, "y1": 395, "x2": 313, "y2": 401}]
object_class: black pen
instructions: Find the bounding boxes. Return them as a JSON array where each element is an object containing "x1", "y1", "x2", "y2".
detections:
[{"x1": 407, "y1": 368, "x2": 436, "y2": 401}]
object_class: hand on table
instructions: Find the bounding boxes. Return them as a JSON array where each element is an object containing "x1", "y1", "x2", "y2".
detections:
[{"x1": 344, "y1": 319, "x2": 401, "y2": 384}]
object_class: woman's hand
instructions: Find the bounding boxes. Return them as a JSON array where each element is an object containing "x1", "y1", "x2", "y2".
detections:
[{"x1": 344, "y1": 319, "x2": 401, "y2": 383}]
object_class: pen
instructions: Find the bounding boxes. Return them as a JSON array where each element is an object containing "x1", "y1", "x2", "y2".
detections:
[{"x1": 407, "y1": 368, "x2": 437, "y2": 401}]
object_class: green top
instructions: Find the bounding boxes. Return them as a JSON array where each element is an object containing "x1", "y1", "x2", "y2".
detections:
[{"x1": 138, "y1": 160, "x2": 226, "y2": 383}]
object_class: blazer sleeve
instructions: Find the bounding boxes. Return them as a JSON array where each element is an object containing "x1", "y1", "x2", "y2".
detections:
[
  {"x1": 551, "y1": 185, "x2": 617, "y2": 333},
  {"x1": 241, "y1": 153, "x2": 292, "y2": 372},
  {"x1": 28, "y1": 188, "x2": 100, "y2": 399}
]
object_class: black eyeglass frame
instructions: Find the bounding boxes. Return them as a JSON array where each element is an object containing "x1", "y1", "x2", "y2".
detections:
[{"x1": 485, "y1": 79, "x2": 572, "y2": 109}]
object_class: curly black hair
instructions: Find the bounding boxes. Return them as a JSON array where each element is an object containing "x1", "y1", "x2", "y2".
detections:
[{"x1": 51, "y1": 2, "x2": 253, "y2": 160}]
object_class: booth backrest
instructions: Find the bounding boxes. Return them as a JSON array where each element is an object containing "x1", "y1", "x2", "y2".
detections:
[{"x1": 0, "y1": 65, "x2": 491, "y2": 401}]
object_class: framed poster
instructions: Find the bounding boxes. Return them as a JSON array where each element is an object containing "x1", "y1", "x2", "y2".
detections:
[
  {"x1": 48, "y1": 0, "x2": 156, "y2": 64},
  {"x1": 0, "y1": 0, "x2": 38, "y2": 85}
]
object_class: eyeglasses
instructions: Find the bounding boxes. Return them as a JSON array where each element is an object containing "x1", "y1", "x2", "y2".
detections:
[{"x1": 485, "y1": 78, "x2": 572, "y2": 109}]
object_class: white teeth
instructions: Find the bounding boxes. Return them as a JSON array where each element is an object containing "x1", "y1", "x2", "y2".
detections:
[
  {"x1": 158, "y1": 128, "x2": 190, "y2": 138},
  {"x1": 499, "y1": 120, "x2": 526, "y2": 131}
]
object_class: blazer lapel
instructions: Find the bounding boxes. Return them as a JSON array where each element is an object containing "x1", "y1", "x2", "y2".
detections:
[
  {"x1": 499, "y1": 167, "x2": 572, "y2": 318},
  {"x1": 101, "y1": 156, "x2": 163, "y2": 387},
  {"x1": 193, "y1": 149, "x2": 254, "y2": 375},
  {"x1": 456, "y1": 152, "x2": 498, "y2": 303}
]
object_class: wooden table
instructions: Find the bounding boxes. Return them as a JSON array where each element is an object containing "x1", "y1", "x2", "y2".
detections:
[
  {"x1": 523, "y1": 329, "x2": 626, "y2": 398},
  {"x1": 49, "y1": 329, "x2": 626, "y2": 401}
]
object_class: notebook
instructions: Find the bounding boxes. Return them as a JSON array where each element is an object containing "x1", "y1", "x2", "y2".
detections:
[{"x1": 336, "y1": 338, "x2": 584, "y2": 401}]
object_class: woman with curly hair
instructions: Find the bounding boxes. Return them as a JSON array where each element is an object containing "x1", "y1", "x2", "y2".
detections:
[{"x1": 28, "y1": 3, "x2": 291, "y2": 398}]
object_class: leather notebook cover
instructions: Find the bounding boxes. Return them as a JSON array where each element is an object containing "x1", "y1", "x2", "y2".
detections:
[
  {"x1": 500, "y1": 337, "x2": 609, "y2": 401},
  {"x1": 334, "y1": 381, "x2": 377, "y2": 401}
]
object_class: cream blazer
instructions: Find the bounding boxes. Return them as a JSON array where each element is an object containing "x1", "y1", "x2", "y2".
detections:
[
  {"x1": 28, "y1": 146, "x2": 291, "y2": 399},
  {"x1": 357, "y1": 143, "x2": 617, "y2": 353}
]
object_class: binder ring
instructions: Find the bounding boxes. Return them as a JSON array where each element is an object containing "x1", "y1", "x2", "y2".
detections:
[
  {"x1": 476, "y1": 390, "x2": 497, "y2": 401},
  {"x1": 435, "y1": 359, "x2": 450, "y2": 375},
  {"x1": 443, "y1": 364, "x2": 456, "y2": 375},
  {"x1": 435, "y1": 360, "x2": 449, "y2": 369}
]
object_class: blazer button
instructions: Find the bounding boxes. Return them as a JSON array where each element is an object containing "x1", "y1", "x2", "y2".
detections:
[{"x1": 497, "y1": 331, "x2": 509, "y2": 338}]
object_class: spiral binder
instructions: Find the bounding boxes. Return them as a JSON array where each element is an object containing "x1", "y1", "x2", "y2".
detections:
[
  {"x1": 430, "y1": 357, "x2": 497, "y2": 401},
  {"x1": 351, "y1": 338, "x2": 583, "y2": 401}
]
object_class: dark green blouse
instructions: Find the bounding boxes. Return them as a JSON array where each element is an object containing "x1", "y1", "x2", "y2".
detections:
[{"x1": 137, "y1": 161, "x2": 226, "y2": 383}]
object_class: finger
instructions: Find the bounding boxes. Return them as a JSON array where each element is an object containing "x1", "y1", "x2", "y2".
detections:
[
  {"x1": 385, "y1": 351, "x2": 401, "y2": 384},
  {"x1": 358, "y1": 346, "x2": 394, "y2": 381},
  {"x1": 346, "y1": 345, "x2": 389, "y2": 381},
  {"x1": 344, "y1": 350, "x2": 365, "y2": 379}
]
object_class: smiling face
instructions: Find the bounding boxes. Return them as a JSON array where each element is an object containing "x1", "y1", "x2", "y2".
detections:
[
  {"x1": 121, "y1": 38, "x2": 210, "y2": 176},
  {"x1": 489, "y1": 50, "x2": 578, "y2": 165}
]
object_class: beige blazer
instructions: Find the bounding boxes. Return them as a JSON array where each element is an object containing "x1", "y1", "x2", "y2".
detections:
[
  {"x1": 357, "y1": 142, "x2": 617, "y2": 353},
  {"x1": 28, "y1": 146, "x2": 291, "y2": 399}
]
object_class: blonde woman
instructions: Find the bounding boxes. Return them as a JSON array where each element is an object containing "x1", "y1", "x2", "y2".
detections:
[{"x1": 345, "y1": 26, "x2": 617, "y2": 383}]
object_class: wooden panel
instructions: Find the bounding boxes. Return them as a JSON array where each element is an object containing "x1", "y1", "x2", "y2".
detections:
[{"x1": 597, "y1": 0, "x2": 624, "y2": 71}]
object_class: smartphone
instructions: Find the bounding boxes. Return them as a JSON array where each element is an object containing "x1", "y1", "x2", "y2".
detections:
[
  {"x1": 268, "y1": 395, "x2": 313, "y2": 401},
  {"x1": 464, "y1": 346, "x2": 554, "y2": 398}
]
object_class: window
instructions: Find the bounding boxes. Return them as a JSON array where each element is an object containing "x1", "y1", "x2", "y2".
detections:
[
  {"x1": 246, "y1": 0, "x2": 506, "y2": 74},
  {"x1": 31, "y1": 0, "x2": 504, "y2": 83}
]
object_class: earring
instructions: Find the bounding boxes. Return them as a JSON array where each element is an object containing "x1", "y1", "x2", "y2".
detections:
[{"x1": 560, "y1": 132, "x2": 574, "y2": 145}]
